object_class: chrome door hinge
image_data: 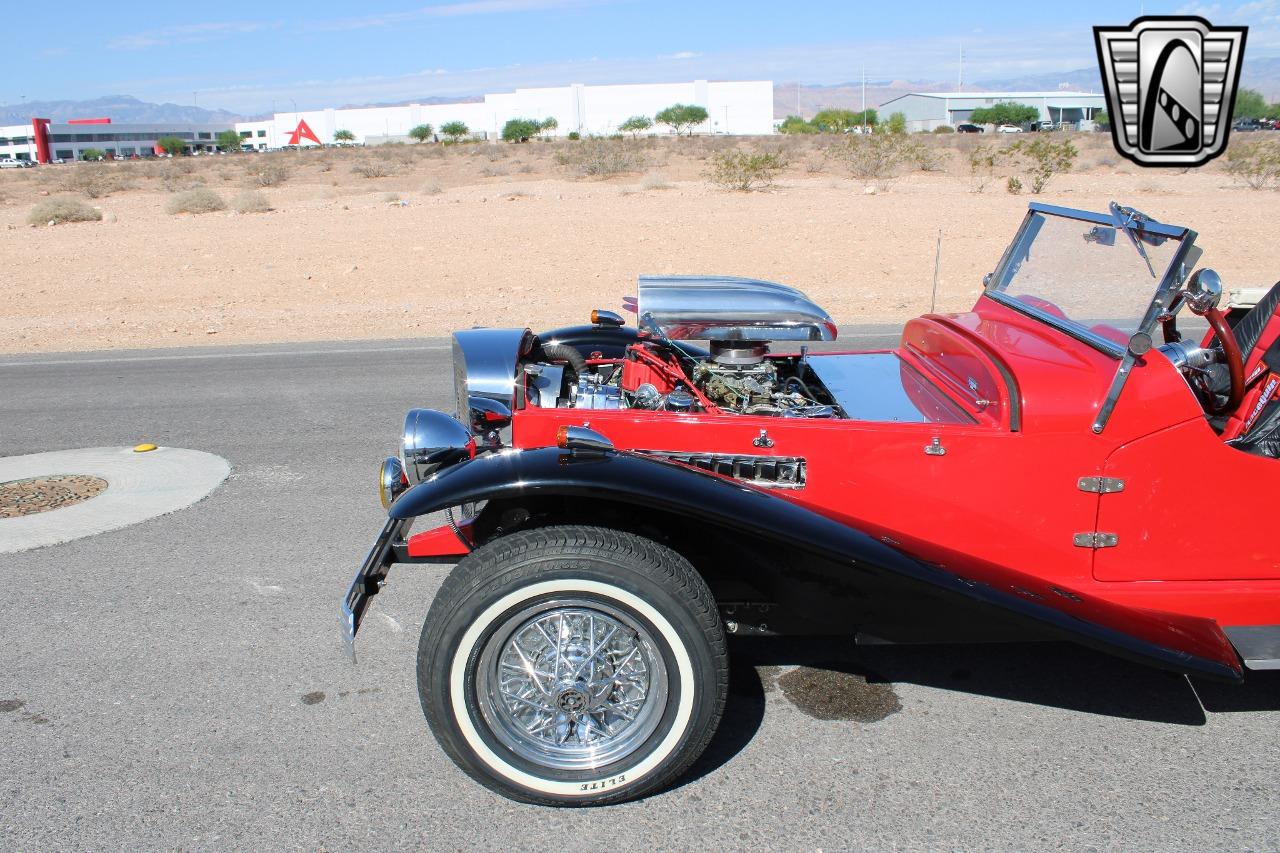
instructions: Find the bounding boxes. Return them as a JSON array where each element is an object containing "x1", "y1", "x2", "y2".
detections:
[
  {"x1": 1073, "y1": 532, "x2": 1119, "y2": 548},
  {"x1": 924, "y1": 437, "x2": 946, "y2": 456},
  {"x1": 1078, "y1": 476, "x2": 1125, "y2": 494}
]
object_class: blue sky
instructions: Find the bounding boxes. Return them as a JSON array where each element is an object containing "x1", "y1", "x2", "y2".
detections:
[{"x1": 7, "y1": 0, "x2": 1280, "y2": 112}]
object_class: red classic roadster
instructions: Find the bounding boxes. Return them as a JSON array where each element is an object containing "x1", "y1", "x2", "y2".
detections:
[{"x1": 343, "y1": 202, "x2": 1280, "y2": 805}]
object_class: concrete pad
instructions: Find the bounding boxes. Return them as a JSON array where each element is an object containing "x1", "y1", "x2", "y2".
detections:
[{"x1": 0, "y1": 447, "x2": 230, "y2": 553}]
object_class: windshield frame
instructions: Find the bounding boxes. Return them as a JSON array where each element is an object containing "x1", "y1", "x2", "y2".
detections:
[{"x1": 983, "y1": 202, "x2": 1197, "y2": 359}]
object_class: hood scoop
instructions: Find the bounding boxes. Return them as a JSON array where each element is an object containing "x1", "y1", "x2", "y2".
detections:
[{"x1": 626, "y1": 275, "x2": 837, "y2": 342}]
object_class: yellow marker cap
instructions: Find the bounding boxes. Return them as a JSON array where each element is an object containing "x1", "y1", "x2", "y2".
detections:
[{"x1": 133, "y1": 443, "x2": 158, "y2": 453}]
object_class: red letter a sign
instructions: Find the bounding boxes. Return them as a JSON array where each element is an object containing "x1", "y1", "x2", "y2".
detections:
[{"x1": 287, "y1": 119, "x2": 322, "y2": 146}]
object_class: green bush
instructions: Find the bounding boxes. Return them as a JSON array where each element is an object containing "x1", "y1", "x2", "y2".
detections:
[
  {"x1": 232, "y1": 190, "x2": 272, "y2": 213},
  {"x1": 655, "y1": 103, "x2": 709, "y2": 135},
  {"x1": 156, "y1": 136, "x2": 186, "y2": 156},
  {"x1": 932, "y1": 125, "x2": 955, "y2": 133},
  {"x1": 502, "y1": 118, "x2": 541, "y2": 143},
  {"x1": 80, "y1": 148, "x2": 105, "y2": 162},
  {"x1": 812, "y1": 109, "x2": 862, "y2": 133},
  {"x1": 440, "y1": 121, "x2": 469, "y2": 142},
  {"x1": 27, "y1": 197, "x2": 102, "y2": 225},
  {"x1": 778, "y1": 115, "x2": 818, "y2": 135},
  {"x1": 537, "y1": 117, "x2": 558, "y2": 136},
  {"x1": 567, "y1": 131, "x2": 581, "y2": 141},
  {"x1": 409, "y1": 124, "x2": 433, "y2": 143},
  {"x1": 165, "y1": 188, "x2": 226, "y2": 215},
  {"x1": 706, "y1": 149, "x2": 787, "y2": 191},
  {"x1": 1006, "y1": 175, "x2": 1023, "y2": 194},
  {"x1": 334, "y1": 129, "x2": 356, "y2": 143},
  {"x1": 216, "y1": 129, "x2": 242, "y2": 151},
  {"x1": 619, "y1": 115, "x2": 653, "y2": 137},
  {"x1": 882, "y1": 112, "x2": 907, "y2": 135}
]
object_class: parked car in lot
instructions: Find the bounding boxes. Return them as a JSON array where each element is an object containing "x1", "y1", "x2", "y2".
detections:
[
  {"x1": 956, "y1": 123, "x2": 984, "y2": 133},
  {"x1": 996, "y1": 124, "x2": 1023, "y2": 133},
  {"x1": 1234, "y1": 118, "x2": 1268, "y2": 132},
  {"x1": 0, "y1": 158, "x2": 34, "y2": 168},
  {"x1": 344, "y1": 201, "x2": 1280, "y2": 805}
]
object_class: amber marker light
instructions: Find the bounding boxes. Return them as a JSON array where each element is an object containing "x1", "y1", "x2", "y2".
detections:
[{"x1": 556, "y1": 425, "x2": 571, "y2": 448}]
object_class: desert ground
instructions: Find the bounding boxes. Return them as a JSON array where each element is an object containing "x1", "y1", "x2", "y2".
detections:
[{"x1": 1, "y1": 133, "x2": 1278, "y2": 353}]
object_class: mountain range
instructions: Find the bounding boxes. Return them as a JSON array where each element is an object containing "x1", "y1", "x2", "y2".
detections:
[{"x1": 7, "y1": 59, "x2": 1280, "y2": 125}]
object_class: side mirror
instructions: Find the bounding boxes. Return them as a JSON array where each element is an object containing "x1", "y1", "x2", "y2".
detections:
[{"x1": 1183, "y1": 268, "x2": 1223, "y2": 316}]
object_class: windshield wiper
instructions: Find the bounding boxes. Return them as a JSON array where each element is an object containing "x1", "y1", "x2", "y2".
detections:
[{"x1": 1109, "y1": 201, "x2": 1156, "y2": 278}]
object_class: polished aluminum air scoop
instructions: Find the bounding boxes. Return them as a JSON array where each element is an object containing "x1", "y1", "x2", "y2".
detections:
[{"x1": 629, "y1": 275, "x2": 837, "y2": 342}]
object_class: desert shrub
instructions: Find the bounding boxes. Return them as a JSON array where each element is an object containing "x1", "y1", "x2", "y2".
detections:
[
  {"x1": 907, "y1": 138, "x2": 946, "y2": 172},
  {"x1": 970, "y1": 102, "x2": 1039, "y2": 126},
  {"x1": 381, "y1": 192, "x2": 401, "y2": 202},
  {"x1": 422, "y1": 180, "x2": 443, "y2": 194},
  {"x1": 933, "y1": 125, "x2": 955, "y2": 133},
  {"x1": 831, "y1": 133, "x2": 911, "y2": 180},
  {"x1": 409, "y1": 124, "x2": 433, "y2": 143},
  {"x1": 334, "y1": 129, "x2": 356, "y2": 143},
  {"x1": 1006, "y1": 176, "x2": 1023, "y2": 194},
  {"x1": 968, "y1": 143, "x2": 1001, "y2": 192},
  {"x1": 640, "y1": 171, "x2": 671, "y2": 190},
  {"x1": 502, "y1": 118, "x2": 541, "y2": 143},
  {"x1": 1007, "y1": 137, "x2": 1077, "y2": 193},
  {"x1": 245, "y1": 160, "x2": 289, "y2": 187},
  {"x1": 882, "y1": 112, "x2": 908, "y2": 134},
  {"x1": 58, "y1": 165, "x2": 131, "y2": 198},
  {"x1": 217, "y1": 129, "x2": 243, "y2": 151},
  {"x1": 706, "y1": 149, "x2": 787, "y2": 191},
  {"x1": 655, "y1": 103, "x2": 709, "y2": 135},
  {"x1": 232, "y1": 190, "x2": 272, "y2": 213},
  {"x1": 554, "y1": 138, "x2": 647, "y2": 176},
  {"x1": 352, "y1": 159, "x2": 395, "y2": 178},
  {"x1": 80, "y1": 148, "x2": 106, "y2": 162},
  {"x1": 27, "y1": 197, "x2": 102, "y2": 225},
  {"x1": 537, "y1": 117, "x2": 558, "y2": 137},
  {"x1": 165, "y1": 188, "x2": 226, "y2": 215},
  {"x1": 567, "y1": 131, "x2": 580, "y2": 141},
  {"x1": 619, "y1": 115, "x2": 653, "y2": 138},
  {"x1": 1226, "y1": 140, "x2": 1280, "y2": 189},
  {"x1": 479, "y1": 164, "x2": 509, "y2": 177}
]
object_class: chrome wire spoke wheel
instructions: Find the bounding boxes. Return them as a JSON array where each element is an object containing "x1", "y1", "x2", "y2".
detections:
[{"x1": 475, "y1": 600, "x2": 668, "y2": 771}]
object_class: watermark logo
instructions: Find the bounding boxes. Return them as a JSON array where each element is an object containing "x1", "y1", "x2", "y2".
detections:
[{"x1": 1094, "y1": 16, "x2": 1247, "y2": 167}]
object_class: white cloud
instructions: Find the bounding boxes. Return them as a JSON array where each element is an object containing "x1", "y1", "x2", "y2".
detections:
[{"x1": 108, "y1": 20, "x2": 279, "y2": 51}]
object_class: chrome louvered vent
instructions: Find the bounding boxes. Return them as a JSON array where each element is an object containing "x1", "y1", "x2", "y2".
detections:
[{"x1": 641, "y1": 452, "x2": 806, "y2": 489}]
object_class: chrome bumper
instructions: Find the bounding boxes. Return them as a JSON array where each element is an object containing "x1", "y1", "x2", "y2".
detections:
[{"x1": 340, "y1": 518, "x2": 407, "y2": 664}]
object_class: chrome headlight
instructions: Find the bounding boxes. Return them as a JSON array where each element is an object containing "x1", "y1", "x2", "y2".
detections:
[
  {"x1": 402, "y1": 408, "x2": 474, "y2": 484},
  {"x1": 378, "y1": 456, "x2": 408, "y2": 509}
]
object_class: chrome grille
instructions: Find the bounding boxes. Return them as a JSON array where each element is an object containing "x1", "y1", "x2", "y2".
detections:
[{"x1": 640, "y1": 452, "x2": 806, "y2": 489}]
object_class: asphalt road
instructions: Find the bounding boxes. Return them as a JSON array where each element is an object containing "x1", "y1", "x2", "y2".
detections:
[{"x1": 1, "y1": 334, "x2": 1277, "y2": 852}]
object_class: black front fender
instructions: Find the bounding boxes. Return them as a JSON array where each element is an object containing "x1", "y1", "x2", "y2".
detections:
[{"x1": 380, "y1": 447, "x2": 1241, "y2": 681}]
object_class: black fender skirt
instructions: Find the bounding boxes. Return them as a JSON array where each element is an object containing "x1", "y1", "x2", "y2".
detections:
[{"x1": 390, "y1": 447, "x2": 1243, "y2": 682}]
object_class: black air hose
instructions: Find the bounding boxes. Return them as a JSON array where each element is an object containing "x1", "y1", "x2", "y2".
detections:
[{"x1": 538, "y1": 342, "x2": 588, "y2": 377}]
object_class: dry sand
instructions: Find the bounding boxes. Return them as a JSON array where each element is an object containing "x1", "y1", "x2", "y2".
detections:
[{"x1": 1, "y1": 137, "x2": 1276, "y2": 354}]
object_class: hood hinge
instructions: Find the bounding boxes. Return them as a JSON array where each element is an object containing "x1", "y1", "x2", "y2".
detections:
[
  {"x1": 1078, "y1": 476, "x2": 1125, "y2": 493},
  {"x1": 1074, "y1": 532, "x2": 1119, "y2": 548}
]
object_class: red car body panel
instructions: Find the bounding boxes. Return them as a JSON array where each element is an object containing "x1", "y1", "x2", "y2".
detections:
[{"x1": 493, "y1": 295, "x2": 1277, "y2": 642}]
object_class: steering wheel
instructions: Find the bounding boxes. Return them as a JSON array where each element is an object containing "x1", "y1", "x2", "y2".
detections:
[{"x1": 1202, "y1": 306, "x2": 1245, "y2": 416}]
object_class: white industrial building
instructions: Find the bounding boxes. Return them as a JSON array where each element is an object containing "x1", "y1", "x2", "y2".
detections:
[
  {"x1": 0, "y1": 79, "x2": 774, "y2": 163},
  {"x1": 0, "y1": 120, "x2": 235, "y2": 163},
  {"x1": 880, "y1": 92, "x2": 1107, "y2": 132},
  {"x1": 234, "y1": 79, "x2": 775, "y2": 148}
]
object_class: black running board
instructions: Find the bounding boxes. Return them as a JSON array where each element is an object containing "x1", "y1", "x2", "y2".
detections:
[{"x1": 1224, "y1": 625, "x2": 1280, "y2": 671}]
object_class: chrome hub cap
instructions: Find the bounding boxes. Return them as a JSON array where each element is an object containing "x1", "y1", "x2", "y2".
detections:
[{"x1": 475, "y1": 600, "x2": 668, "y2": 771}]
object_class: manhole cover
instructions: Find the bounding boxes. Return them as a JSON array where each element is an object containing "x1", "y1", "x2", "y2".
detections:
[{"x1": 0, "y1": 475, "x2": 109, "y2": 518}]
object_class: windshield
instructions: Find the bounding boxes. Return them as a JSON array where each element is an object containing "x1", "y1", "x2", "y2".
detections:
[{"x1": 985, "y1": 205, "x2": 1189, "y2": 353}]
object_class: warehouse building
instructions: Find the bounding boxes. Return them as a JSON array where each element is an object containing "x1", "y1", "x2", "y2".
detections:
[
  {"x1": 880, "y1": 91, "x2": 1107, "y2": 132},
  {"x1": 0, "y1": 118, "x2": 235, "y2": 163},
  {"x1": 1, "y1": 79, "x2": 774, "y2": 163},
  {"x1": 234, "y1": 79, "x2": 775, "y2": 148}
]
